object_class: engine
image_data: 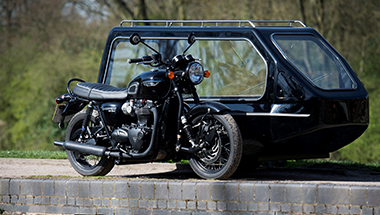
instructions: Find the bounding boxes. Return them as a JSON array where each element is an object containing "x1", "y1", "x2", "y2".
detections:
[{"x1": 109, "y1": 99, "x2": 155, "y2": 151}]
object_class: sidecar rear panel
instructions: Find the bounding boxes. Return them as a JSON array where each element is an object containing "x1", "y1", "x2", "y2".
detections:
[{"x1": 98, "y1": 20, "x2": 369, "y2": 161}]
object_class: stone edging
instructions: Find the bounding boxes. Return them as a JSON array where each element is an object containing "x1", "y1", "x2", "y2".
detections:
[{"x1": 1, "y1": 178, "x2": 380, "y2": 214}]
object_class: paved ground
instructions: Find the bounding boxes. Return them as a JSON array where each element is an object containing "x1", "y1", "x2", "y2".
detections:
[
  {"x1": 0, "y1": 158, "x2": 178, "y2": 178},
  {"x1": 1, "y1": 158, "x2": 380, "y2": 185}
]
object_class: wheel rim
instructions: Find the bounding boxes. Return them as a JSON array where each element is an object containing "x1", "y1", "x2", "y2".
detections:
[
  {"x1": 192, "y1": 116, "x2": 232, "y2": 173},
  {"x1": 69, "y1": 125, "x2": 103, "y2": 170},
  {"x1": 73, "y1": 153, "x2": 102, "y2": 169}
]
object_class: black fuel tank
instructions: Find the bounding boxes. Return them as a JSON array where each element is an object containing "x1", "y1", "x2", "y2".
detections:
[{"x1": 127, "y1": 69, "x2": 169, "y2": 99}]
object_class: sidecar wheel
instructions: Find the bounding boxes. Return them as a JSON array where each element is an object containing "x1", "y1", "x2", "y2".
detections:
[
  {"x1": 189, "y1": 113, "x2": 242, "y2": 179},
  {"x1": 65, "y1": 112, "x2": 114, "y2": 176}
]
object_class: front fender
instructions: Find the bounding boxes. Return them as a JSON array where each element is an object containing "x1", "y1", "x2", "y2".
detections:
[{"x1": 187, "y1": 101, "x2": 230, "y2": 119}]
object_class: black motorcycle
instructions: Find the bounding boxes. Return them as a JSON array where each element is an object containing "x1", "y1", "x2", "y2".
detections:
[{"x1": 53, "y1": 34, "x2": 242, "y2": 179}]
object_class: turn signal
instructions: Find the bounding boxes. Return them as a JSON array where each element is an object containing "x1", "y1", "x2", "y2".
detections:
[
  {"x1": 55, "y1": 96, "x2": 63, "y2": 104},
  {"x1": 204, "y1": 70, "x2": 211, "y2": 78},
  {"x1": 168, "y1": 71, "x2": 175, "y2": 79}
]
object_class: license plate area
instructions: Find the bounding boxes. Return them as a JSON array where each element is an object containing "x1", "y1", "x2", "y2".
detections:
[{"x1": 52, "y1": 104, "x2": 73, "y2": 123}]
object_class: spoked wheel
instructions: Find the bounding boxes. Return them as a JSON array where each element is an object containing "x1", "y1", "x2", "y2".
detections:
[
  {"x1": 66, "y1": 112, "x2": 114, "y2": 176},
  {"x1": 189, "y1": 113, "x2": 242, "y2": 179}
]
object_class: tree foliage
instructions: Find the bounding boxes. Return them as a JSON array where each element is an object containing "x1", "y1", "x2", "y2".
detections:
[{"x1": 0, "y1": 0, "x2": 379, "y2": 162}]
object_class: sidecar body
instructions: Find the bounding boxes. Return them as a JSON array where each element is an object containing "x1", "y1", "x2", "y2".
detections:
[{"x1": 97, "y1": 20, "x2": 369, "y2": 162}]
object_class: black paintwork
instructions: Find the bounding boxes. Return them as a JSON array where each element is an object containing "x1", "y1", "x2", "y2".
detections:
[
  {"x1": 97, "y1": 24, "x2": 369, "y2": 161},
  {"x1": 128, "y1": 70, "x2": 170, "y2": 99}
]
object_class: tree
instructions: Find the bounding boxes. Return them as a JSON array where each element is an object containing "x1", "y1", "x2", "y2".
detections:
[{"x1": 0, "y1": 0, "x2": 379, "y2": 163}]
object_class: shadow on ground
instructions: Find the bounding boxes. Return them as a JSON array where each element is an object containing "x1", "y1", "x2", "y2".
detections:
[{"x1": 109, "y1": 163, "x2": 380, "y2": 183}]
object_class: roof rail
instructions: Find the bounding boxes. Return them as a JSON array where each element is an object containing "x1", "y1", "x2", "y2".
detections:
[{"x1": 119, "y1": 20, "x2": 307, "y2": 28}]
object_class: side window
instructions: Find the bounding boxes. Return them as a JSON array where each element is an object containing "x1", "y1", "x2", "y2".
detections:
[
  {"x1": 273, "y1": 35, "x2": 357, "y2": 90},
  {"x1": 105, "y1": 38, "x2": 267, "y2": 100},
  {"x1": 191, "y1": 40, "x2": 266, "y2": 99},
  {"x1": 106, "y1": 39, "x2": 157, "y2": 88}
]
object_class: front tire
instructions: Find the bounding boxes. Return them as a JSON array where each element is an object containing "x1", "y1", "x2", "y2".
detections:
[
  {"x1": 189, "y1": 113, "x2": 242, "y2": 179},
  {"x1": 66, "y1": 111, "x2": 114, "y2": 176}
]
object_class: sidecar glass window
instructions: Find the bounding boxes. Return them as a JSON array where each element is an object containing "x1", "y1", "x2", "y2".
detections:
[
  {"x1": 105, "y1": 39, "x2": 160, "y2": 88},
  {"x1": 273, "y1": 35, "x2": 357, "y2": 90},
  {"x1": 189, "y1": 40, "x2": 266, "y2": 99},
  {"x1": 105, "y1": 38, "x2": 266, "y2": 100}
]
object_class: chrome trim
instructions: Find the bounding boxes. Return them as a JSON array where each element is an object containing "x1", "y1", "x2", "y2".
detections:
[
  {"x1": 119, "y1": 20, "x2": 306, "y2": 28},
  {"x1": 103, "y1": 36, "x2": 269, "y2": 102},
  {"x1": 231, "y1": 112, "x2": 310, "y2": 118}
]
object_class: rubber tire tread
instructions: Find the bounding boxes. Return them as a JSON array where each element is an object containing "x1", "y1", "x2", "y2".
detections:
[{"x1": 189, "y1": 113, "x2": 242, "y2": 179}]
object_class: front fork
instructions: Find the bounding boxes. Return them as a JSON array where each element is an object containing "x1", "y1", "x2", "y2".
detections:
[{"x1": 172, "y1": 80, "x2": 203, "y2": 153}]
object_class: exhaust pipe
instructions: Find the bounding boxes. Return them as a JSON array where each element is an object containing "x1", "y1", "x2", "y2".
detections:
[
  {"x1": 54, "y1": 140, "x2": 106, "y2": 157},
  {"x1": 54, "y1": 140, "x2": 134, "y2": 158},
  {"x1": 53, "y1": 107, "x2": 159, "y2": 159}
]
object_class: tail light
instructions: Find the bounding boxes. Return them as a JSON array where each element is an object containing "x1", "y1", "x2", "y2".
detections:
[{"x1": 55, "y1": 93, "x2": 71, "y2": 104}]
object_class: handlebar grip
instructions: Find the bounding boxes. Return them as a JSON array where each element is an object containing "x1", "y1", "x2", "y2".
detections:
[
  {"x1": 128, "y1": 56, "x2": 153, "y2": 64},
  {"x1": 128, "y1": 58, "x2": 143, "y2": 64}
]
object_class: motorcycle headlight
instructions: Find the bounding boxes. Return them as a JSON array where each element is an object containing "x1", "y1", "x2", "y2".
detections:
[{"x1": 187, "y1": 62, "x2": 204, "y2": 85}]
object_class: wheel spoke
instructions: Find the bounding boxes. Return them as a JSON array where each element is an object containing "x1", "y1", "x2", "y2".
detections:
[
  {"x1": 192, "y1": 115, "x2": 232, "y2": 172},
  {"x1": 71, "y1": 120, "x2": 103, "y2": 169},
  {"x1": 189, "y1": 113, "x2": 242, "y2": 179}
]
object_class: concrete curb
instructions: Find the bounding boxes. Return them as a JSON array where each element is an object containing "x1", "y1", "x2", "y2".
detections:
[{"x1": 1, "y1": 178, "x2": 380, "y2": 214}]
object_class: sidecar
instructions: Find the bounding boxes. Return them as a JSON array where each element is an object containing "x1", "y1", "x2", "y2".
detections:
[{"x1": 97, "y1": 20, "x2": 368, "y2": 163}]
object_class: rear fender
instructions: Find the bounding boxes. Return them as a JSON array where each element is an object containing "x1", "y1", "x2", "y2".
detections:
[
  {"x1": 53, "y1": 100, "x2": 88, "y2": 123},
  {"x1": 63, "y1": 100, "x2": 88, "y2": 116},
  {"x1": 187, "y1": 101, "x2": 230, "y2": 119}
]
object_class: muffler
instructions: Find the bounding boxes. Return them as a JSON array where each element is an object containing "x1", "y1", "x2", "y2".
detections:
[{"x1": 54, "y1": 140, "x2": 106, "y2": 157}]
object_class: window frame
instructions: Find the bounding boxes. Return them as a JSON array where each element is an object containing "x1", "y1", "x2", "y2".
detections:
[{"x1": 103, "y1": 36, "x2": 268, "y2": 102}]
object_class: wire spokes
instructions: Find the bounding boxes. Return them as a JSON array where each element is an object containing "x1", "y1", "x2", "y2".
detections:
[{"x1": 193, "y1": 116, "x2": 231, "y2": 172}]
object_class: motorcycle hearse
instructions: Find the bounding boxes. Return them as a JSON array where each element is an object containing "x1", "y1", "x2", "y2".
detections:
[{"x1": 53, "y1": 20, "x2": 369, "y2": 179}]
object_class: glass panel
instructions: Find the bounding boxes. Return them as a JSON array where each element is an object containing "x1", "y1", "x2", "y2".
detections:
[
  {"x1": 190, "y1": 40, "x2": 266, "y2": 98},
  {"x1": 273, "y1": 35, "x2": 357, "y2": 90},
  {"x1": 106, "y1": 39, "x2": 165, "y2": 88},
  {"x1": 105, "y1": 38, "x2": 267, "y2": 99}
]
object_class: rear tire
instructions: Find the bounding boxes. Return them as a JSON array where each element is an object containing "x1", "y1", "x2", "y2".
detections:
[
  {"x1": 66, "y1": 111, "x2": 114, "y2": 176},
  {"x1": 189, "y1": 113, "x2": 242, "y2": 179}
]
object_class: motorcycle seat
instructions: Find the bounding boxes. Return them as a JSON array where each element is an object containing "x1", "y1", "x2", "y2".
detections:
[{"x1": 73, "y1": 82, "x2": 128, "y2": 100}]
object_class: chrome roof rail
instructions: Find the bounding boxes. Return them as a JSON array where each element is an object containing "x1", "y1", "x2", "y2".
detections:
[{"x1": 119, "y1": 20, "x2": 306, "y2": 28}]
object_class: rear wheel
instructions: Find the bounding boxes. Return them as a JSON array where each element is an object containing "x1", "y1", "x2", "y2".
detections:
[
  {"x1": 66, "y1": 111, "x2": 114, "y2": 176},
  {"x1": 189, "y1": 113, "x2": 242, "y2": 179}
]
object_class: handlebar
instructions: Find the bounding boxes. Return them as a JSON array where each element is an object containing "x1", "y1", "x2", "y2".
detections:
[{"x1": 128, "y1": 55, "x2": 153, "y2": 64}]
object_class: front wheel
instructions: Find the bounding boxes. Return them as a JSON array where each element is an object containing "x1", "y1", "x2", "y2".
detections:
[
  {"x1": 65, "y1": 111, "x2": 114, "y2": 176},
  {"x1": 189, "y1": 113, "x2": 242, "y2": 179}
]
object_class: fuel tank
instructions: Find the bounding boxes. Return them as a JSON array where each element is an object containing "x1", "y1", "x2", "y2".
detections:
[{"x1": 127, "y1": 69, "x2": 170, "y2": 99}]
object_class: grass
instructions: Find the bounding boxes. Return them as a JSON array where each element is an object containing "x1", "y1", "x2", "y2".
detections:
[
  {"x1": 0, "y1": 150, "x2": 67, "y2": 159},
  {"x1": 161, "y1": 159, "x2": 190, "y2": 164}
]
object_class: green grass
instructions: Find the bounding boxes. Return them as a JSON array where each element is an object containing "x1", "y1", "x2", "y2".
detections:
[
  {"x1": 162, "y1": 159, "x2": 190, "y2": 164},
  {"x1": 0, "y1": 150, "x2": 67, "y2": 159}
]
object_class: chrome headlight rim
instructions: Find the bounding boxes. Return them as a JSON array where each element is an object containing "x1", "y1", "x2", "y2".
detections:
[{"x1": 187, "y1": 62, "x2": 204, "y2": 85}]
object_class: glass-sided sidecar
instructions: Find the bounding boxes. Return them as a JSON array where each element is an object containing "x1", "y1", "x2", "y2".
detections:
[{"x1": 97, "y1": 20, "x2": 369, "y2": 164}]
